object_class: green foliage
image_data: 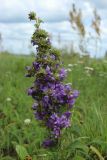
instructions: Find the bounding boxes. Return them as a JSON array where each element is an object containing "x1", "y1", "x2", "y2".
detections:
[
  {"x1": 90, "y1": 146, "x2": 104, "y2": 160},
  {"x1": 16, "y1": 145, "x2": 29, "y2": 160},
  {"x1": 0, "y1": 53, "x2": 107, "y2": 159}
]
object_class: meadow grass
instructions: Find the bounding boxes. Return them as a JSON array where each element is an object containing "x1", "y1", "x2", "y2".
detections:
[{"x1": 0, "y1": 52, "x2": 107, "y2": 160}]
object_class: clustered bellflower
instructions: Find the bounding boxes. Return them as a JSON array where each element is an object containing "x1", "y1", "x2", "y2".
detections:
[{"x1": 26, "y1": 12, "x2": 79, "y2": 148}]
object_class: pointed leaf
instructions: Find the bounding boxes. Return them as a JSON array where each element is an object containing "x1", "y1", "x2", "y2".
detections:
[
  {"x1": 16, "y1": 145, "x2": 29, "y2": 160},
  {"x1": 90, "y1": 145, "x2": 104, "y2": 160}
]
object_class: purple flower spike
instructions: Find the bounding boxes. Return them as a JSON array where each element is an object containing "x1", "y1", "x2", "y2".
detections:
[
  {"x1": 47, "y1": 113, "x2": 71, "y2": 138},
  {"x1": 73, "y1": 90, "x2": 79, "y2": 98},
  {"x1": 46, "y1": 66, "x2": 52, "y2": 75},
  {"x1": 33, "y1": 62, "x2": 41, "y2": 71},
  {"x1": 64, "y1": 111, "x2": 71, "y2": 119},
  {"x1": 65, "y1": 84, "x2": 71, "y2": 92},
  {"x1": 50, "y1": 54, "x2": 56, "y2": 60},
  {"x1": 59, "y1": 68, "x2": 67, "y2": 80},
  {"x1": 32, "y1": 102, "x2": 38, "y2": 110},
  {"x1": 26, "y1": 12, "x2": 79, "y2": 148},
  {"x1": 28, "y1": 88, "x2": 35, "y2": 95}
]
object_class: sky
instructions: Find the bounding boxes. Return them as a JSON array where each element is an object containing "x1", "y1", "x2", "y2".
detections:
[{"x1": 0, "y1": 0, "x2": 107, "y2": 57}]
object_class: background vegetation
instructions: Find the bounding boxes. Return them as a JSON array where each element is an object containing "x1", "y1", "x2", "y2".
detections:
[{"x1": 0, "y1": 51, "x2": 107, "y2": 159}]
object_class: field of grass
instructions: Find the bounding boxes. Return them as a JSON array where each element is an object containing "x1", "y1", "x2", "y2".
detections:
[{"x1": 0, "y1": 52, "x2": 107, "y2": 160}]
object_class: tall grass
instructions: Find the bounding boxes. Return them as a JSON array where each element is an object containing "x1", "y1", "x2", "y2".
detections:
[{"x1": 0, "y1": 52, "x2": 107, "y2": 159}]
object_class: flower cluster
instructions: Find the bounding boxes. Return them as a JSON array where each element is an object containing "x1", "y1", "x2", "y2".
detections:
[
  {"x1": 47, "y1": 112, "x2": 71, "y2": 138},
  {"x1": 26, "y1": 12, "x2": 79, "y2": 148}
]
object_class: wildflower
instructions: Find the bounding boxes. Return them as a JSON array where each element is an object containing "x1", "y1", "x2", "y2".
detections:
[
  {"x1": 33, "y1": 62, "x2": 41, "y2": 71},
  {"x1": 28, "y1": 88, "x2": 36, "y2": 96},
  {"x1": 32, "y1": 102, "x2": 38, "y2": 110},
  {"x1": 24, "y1": 119, "x2": 31, "y2": 125},
  {"x1": 68, "y1": 64, "x2": 73, "y2": 67},
  {"x1": 73, "y1": 90, "x2": 79, "y2": 98},
  {"x1": 26, "y1": 12, "x2": 79, "y2": 148},
  {"x1": 59, "y1": 68, "x2": 67, "y2": 80},
  {"x1": 47, "y1": 113, "x2": 71, "y2": 138},
  {"x1": 67, "y1": 68, "x2": 72, "y2": 72},
  {"x1": 6, "y1": 97, "x2": 11, "y2": 102},
  {"x1": 84, "y1": 66, "x2": 94, "y2": 71}
]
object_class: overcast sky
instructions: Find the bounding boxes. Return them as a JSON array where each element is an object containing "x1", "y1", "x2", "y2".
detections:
[{"x1": 0, "y1": 0, "x2": 107, "y2": 57}]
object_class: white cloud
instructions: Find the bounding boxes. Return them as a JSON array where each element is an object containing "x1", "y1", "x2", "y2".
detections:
[
  {"x1": 0, "y1": 0, "x2": 73, "y2": 22},
  {"x1": 89, "y1": 0, "x2": 107, "y2": 9},
  {"x1": 0, "y1": 0, "x2": 107, "y2": 57}
]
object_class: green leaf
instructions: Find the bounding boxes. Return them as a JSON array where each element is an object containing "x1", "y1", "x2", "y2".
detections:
[
  {"x1": 90, "y1": 145, "x2": 104, "y2": 160},
  {"x1": 16, "y1": 145, "x2": 29, "y2": 160}
]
